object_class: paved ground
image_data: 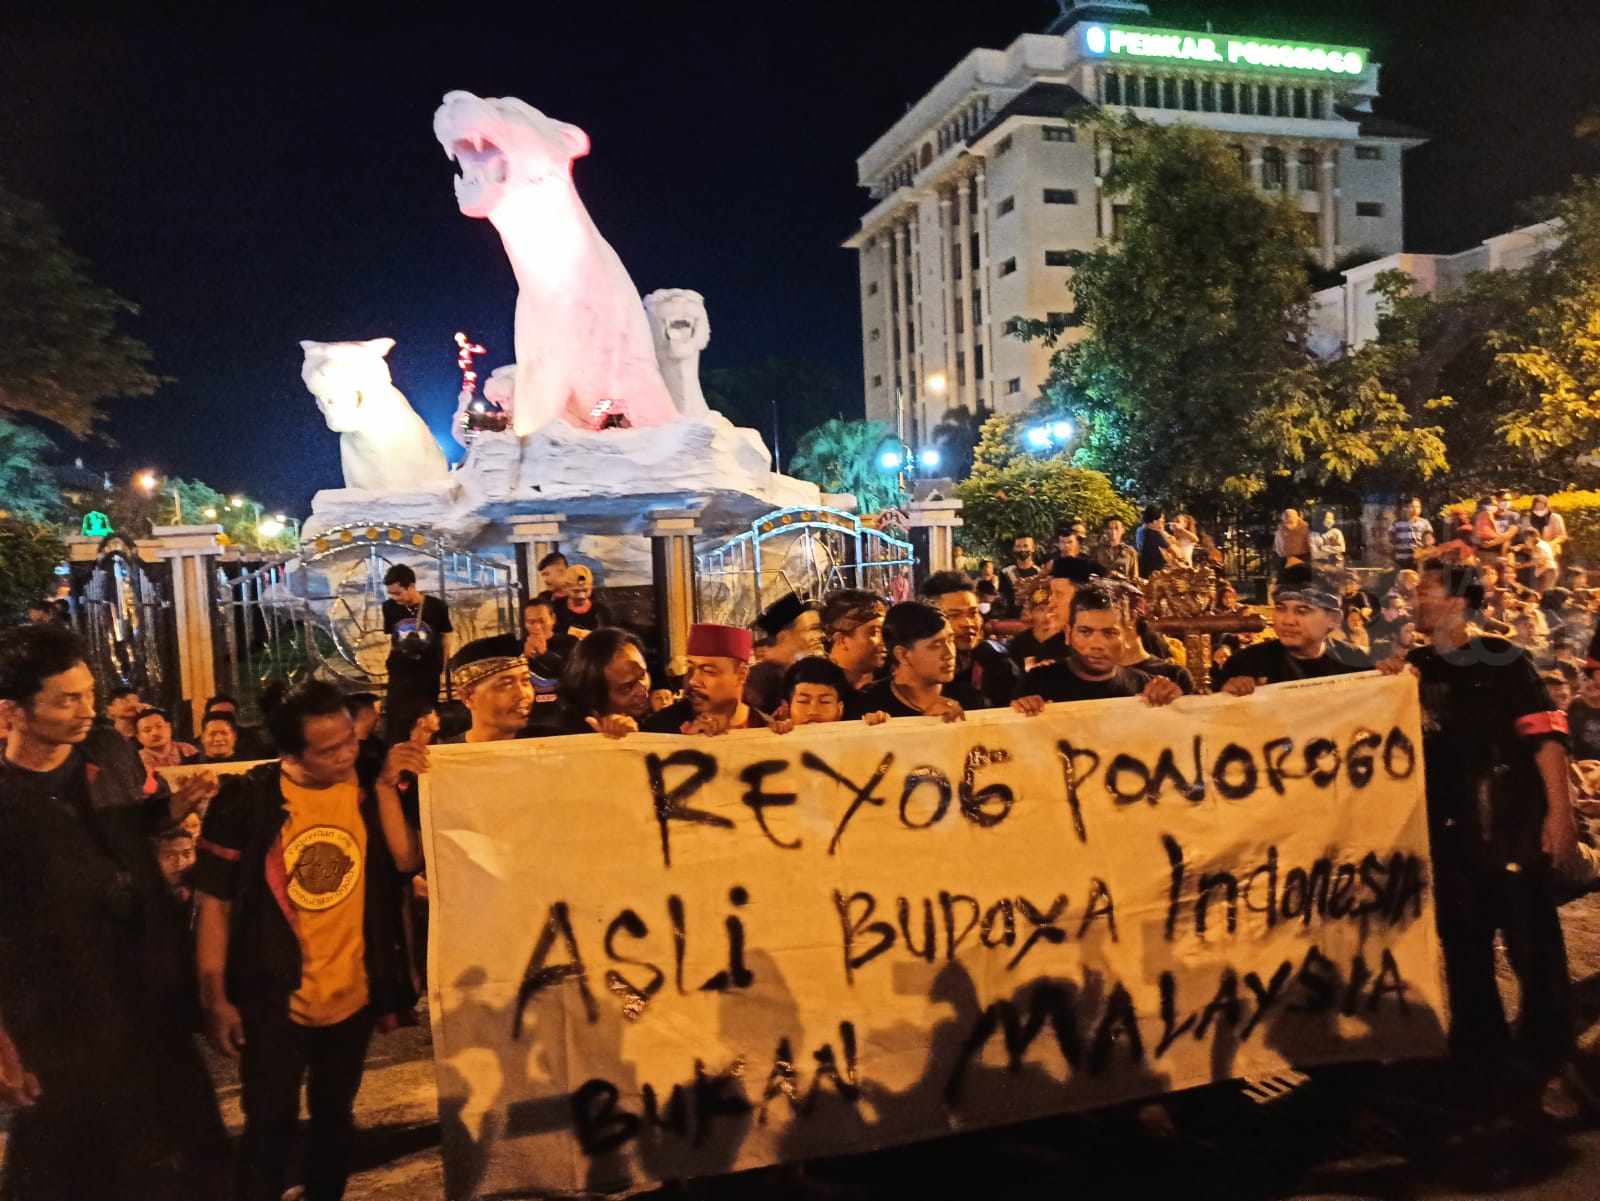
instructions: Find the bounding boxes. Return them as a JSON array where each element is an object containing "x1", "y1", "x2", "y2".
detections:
[{"x1": 10, "y1": 896, "x2": 1600, "y2": 1199}]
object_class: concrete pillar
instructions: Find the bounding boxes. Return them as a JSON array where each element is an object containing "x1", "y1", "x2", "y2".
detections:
[
  {"x1": 892, "y1": 222, "x2": 912, "y2": 438},
  {"x1": 148, "y1": 524, "x2": 224, "y2": 735},
  {"x1": 938, "y1": 191, "x2": 957, "y2": 414},
  {"x1": 646, "y1": 509, "x2": 702, "y2": 672},
  {"x1": 974, "y1": 168, "x2": 995, "y2": 413},
  {"x1": 907, "y1": 499, "x2": 964, "y2": 577},
  {"x1": 1319, "y1": 150, "x2": 1338, "y2": 268},
  {"x1": 65, "y1": 535, "x2": 103, "y2": 564},
  {"x1": 957, "y1": 175, "x2": 978, "y2": 412},
  {"x1": 507, "y1": 513, "x2": 567, "y2": 607}
]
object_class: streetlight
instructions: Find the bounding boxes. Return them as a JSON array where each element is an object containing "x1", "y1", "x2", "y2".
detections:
[
  {"x1": 917, "y1": 447, "x2": 942, "y2": 470},
  {"x1": 926, "y1": 372, "x2": 948, "y2": 398},
  {"x1": 1023, "y1": 417, "x2": 1076, "y2": 453},
  {"x1": 135, "y1": 470, "x2": 159, "y2": 494},
  {"x1": 878, "y1": 445, "x2": 906, "y2": 472},
  {"x1": 257, "y1": 516, "x2": 285, "y2": 539},
  {"x1": 135, "y1": 469, "x2": 183, "y2": 522},
  {"x1": 202, "y1": 506, "x2": 218, "y2": 520}
]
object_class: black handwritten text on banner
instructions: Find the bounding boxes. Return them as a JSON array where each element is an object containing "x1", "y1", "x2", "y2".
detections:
[{"x1": 419, "y1": 673, "x2": 1446, "y2": 1197}]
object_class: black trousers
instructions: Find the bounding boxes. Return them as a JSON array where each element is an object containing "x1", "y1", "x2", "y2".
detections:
[
  {"x1": 1432, "y1": 849, "x2": 1572, "y2": 1075},
  {"x1": 237, "y1": 1005, "x2": 375, "y2": 1201}
]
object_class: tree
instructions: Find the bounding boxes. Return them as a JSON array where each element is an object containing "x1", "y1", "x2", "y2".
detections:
[
  {"x1": 0, "y1": 418, "x2": 64, "y2": 521},
  {"x1": 0, "y1": 518, "x2": 65, "y2": 623},
  {"x1": 702, "y1": 357, "x2": 855, "y2": 471},
  {"x1": 1017, "y1": 117, "x2": 1439, "y2": 511},
  {"x1": 787, "y1": 418, "x2": 905, "y2": 514},
  {"x1": 955, "y1": 411, "x2": 1135, "y2": 562},
  {"x1": 927, "y1": 404, "x2": 985, "y2": 479},
  {"x1": 0, "y1": 181, "x2": 160, "y2": 434}
]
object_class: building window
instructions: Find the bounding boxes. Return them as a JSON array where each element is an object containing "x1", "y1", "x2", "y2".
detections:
[
  {"x1": 970, "y1": 232, "x2": 980, "y2": 270},
  {"x1": 1239, "y1": 83, "x2": 1254, "y2": 115},
  {"x1": 952, "y1": 254, "x2": 962, "y2": 281},
  {"x1": 871, "y1": 375, "x2": 883, "y2": 388},
  {"x1": 1311, "y1": 90, "x2": 1326, "y2": 119},
  {"x1": 1144, "y1": 77, "x2": 1161, "y2": 108},
  {"x1": 1258, "y1": 84, "x2": 1274, "y2": 114},
  {"x1": 870, "y1": 328, "x2": 881, "y2": 342},
  {"x1": 1044, "y1": 250, "x2": 1072, "y2": 266},
  {"x1": 1220, "y1": 82, "x2": 1236, "y2": 113},
  {"x1": 1042, "y1": 126, "x2": 1075, "y2": 142},
  {"x1": 968, "y1": 186, "x2": 979, "y2": 215},
  {"x1": 1182, "y1": 79, "x2": 1198, "y2": 111},
  {"x1": 867, "y1": 281, "x2": 878, "y2": 296},
  {"x1": 1261, "y1": 147, "x2": 1286, "y2": 189},
  {"x1": 955, "y1": 352, "x2": 966, "y2": 386},
  {"x1": 1293, "y1": 87, "x2": 1309, "y2": 119},
  {"x1": 1112, "y1": 204, "x2": 1132, "y2": 240},
  {"x1": 971, "y1": 289, "x2": 982, "y2": 323},
  {"x1": 1297, "y1": 149, "x2": 1318, "y2": 191},
  {"x1": 1105, "y1": 73, "x2": 1122, "y2": 105},
  {"x1": 1006, "y1": 378, "x2": 1022, "y2": 395},
  {"x1": 975, "y1": 344, "x2": 985, "y2": 381},
  {"x1": 954, "y1": 306, "x2": 964, "y2": 334},
  {"x1": 999, "y1": 257, "x2": 1017, "y2": 276},
  {"x1": 1162, "y1": 77, "x2": 1179, "y2": 109},
  {"x1": 1200, "y1": 80, "x2": 1216, "y2": 112},
  {"x1": 997, "y1": 195, "x2": 1015, "y2": 216},
  {"x1": 1357, "y1": 201, "x2": 1385, "y2": 218},
  {"x1": 995, "y1": 135, "x2": 1012, "y2": 156},
  {"x1": 1276, "y1": 86, "x2": 1291, "y2": 117},
  {"x1": 1043, "y1": 188, "x2": 1077, "y2": 205},
  {"x1": 1355, "y1": 145, "x2": 1383, "y2": 161}
]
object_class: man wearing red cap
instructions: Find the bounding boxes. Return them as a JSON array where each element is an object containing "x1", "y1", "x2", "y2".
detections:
[{"x1": 645, "y1": 625, "x2": 767, "y2": 735}]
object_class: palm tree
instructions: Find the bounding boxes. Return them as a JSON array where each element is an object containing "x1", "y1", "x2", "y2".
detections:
[
  {"x1": 928, "y1": 404, "x2": 985, "y2": 479},
  {"x1": 788, "y1": 418, "x2": 906, "y2": 513}
]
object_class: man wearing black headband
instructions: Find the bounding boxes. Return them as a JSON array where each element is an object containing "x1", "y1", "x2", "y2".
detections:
[
  {"x1": 743, "y1": 591, "x2": 824, "y2": 716},
  {"x1": 1214, "y1": 565, "x2": 1371, "y2": 694},
  {"x1": 443, "y1": 635, "x2": 534, "y2": 743}
]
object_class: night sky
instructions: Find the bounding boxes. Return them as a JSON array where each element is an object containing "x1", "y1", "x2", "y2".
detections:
[{"x1": 3, "y1": 0, "x2": 1597, "y2": 515}]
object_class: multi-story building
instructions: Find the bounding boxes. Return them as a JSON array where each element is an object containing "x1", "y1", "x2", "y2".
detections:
[{"x1": 845, "y1": 0, "x2": 1427, "y2": 443}]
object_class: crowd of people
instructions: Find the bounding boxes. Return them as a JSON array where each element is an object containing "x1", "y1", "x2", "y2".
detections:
[{"x1": 3, "y1": 491, "x2": 1600, "y2": 1198}]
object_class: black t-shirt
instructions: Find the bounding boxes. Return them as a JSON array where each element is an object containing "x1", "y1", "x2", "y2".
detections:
[
  {"x1": 1007, "y1": 629, "x2": 1063, "y2": 673},
  {"x1": 1407, "y1": 637, "x2": 1566, "y2": 866},
  {"x1": 555, "y1": 597, "x2": 612, "y2": 635},
  {"x1": 1212, "y1": 638, "x2": 1371, "y2": 687},
  {"x1": 642, "y1": 698, "x2": 769, "y2": 733},
  {"x1": 742, "y1": 659, "x2": 786, "y2": 718},
  {"x1": 1136, "y1": 657, "x2": 1195, "y2": 694},
  {"x1": 383, "y1": 594, "x2": 452, "y2": 676},
  {"x1": 1022, "y1": 659, "x2": 1152, "y2": 704},
  {"x1": 856, "y1": 676, "x2": 984, "y2": 719},
  {"x1": 1137, "y1": 526, "x2": 1171, "y2": 578},
  {"x1": 956, "y1": 641, "x2": 1021, "y2": 709},
  {"x1": 527, "y1": 634, "x2": 577, "y2": 715},
  {"x1": 1567, "y1": 699, "x2": 1600, "y2": 761}
]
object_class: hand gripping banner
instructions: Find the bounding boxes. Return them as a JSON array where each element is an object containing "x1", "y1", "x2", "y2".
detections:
[{"x1": 420, "y1": 672, "x2": 1446, "y2": 1196}]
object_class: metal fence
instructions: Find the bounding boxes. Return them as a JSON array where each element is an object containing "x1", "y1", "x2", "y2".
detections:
[
  {"x1": 697, "y1": 506, "x2": 916, "y2": 627},
  {"x1": 69, "y1": 534, "x2": 176, "y2": 709},
  {"x1": 214, "y1": 523, "x2": 518, "y2": 718}
]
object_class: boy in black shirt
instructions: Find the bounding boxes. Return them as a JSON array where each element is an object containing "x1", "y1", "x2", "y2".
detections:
[
  {"x1": 1215, "y1": 565, "x2": 1371, "y2": 694},
  {"x1": 1390, "y1": 560, "x2": 1580, "y2": 1115},
  {"x1": 1014, "y1": 584, "x2": 1183, "y2": 708},
  {"x1": 856, "y1": 602, "x2": 977, "y2": 720}
]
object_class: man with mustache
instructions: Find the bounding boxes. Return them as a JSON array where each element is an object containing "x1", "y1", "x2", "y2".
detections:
[{"x1": 646, "y1": 625, "x2": 767, "y2": 735}]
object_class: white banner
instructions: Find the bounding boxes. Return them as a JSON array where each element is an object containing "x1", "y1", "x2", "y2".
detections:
[{"x1": 421, "y1": 673, "x2": 1447, "y2": 1197}]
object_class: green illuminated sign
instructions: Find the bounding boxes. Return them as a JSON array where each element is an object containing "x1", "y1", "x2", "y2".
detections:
[
  {"x1": 80, "y1": 511, "x2": 112, "y2": 538},
  {"x1": 1083, "y1": 23, "x2": 1367, "y2": 77}
]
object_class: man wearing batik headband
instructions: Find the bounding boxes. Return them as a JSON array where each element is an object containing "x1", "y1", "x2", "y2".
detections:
[
  {"x1": 444, "y1": 635, "x2": 534, "y2": 743},
  {"x1": 1214, "y1": 564, "x2": 1371, "y2": 694},
  {"x1": 743, "y1": 591, "x2": 826, "y2": 715},
  {"x1": 645, "y1": 624, "x2": 768, "y2": 735},
  {"x1": 822, "y1": 589, "x2": 887, "y2": 693}
]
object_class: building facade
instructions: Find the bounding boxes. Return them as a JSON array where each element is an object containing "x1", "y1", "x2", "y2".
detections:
[{"x1": 845, "y1": 0, "x2": 1426, "y2": 443}]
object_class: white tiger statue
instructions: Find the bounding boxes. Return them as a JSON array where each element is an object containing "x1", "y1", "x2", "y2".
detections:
[
  {"x1": 299, "y1": 338, "x2": 449, "y2": 492},
  {"x1": 643, "y1": 288, "x2": 712, "y2": 418}
]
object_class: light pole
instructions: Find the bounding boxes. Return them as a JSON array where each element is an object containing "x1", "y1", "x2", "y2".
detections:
[{"x1": 136, "y1": 469, "x2": 183, "y2": 523}]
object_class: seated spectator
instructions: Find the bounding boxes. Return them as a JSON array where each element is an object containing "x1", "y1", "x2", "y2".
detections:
[
  {"x1": 135, "y1": 707, "x2": 200, "y2": 771},
  {"x1": 1542, "y1": 670, "x2": 1574, "y2": 712},
  {"x1": 1338, "y1": 573, "x2": 1378, "y2": 619},
  {"x1": 198, "y1": 712, "x2": 240, "y2": 763}
]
